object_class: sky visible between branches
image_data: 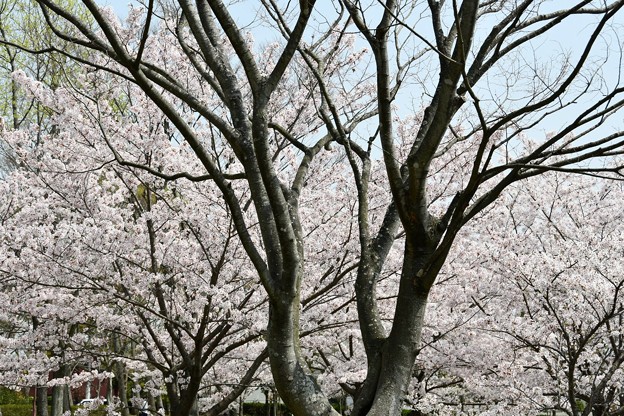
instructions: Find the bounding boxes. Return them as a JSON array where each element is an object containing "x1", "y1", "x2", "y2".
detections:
[{"x1": 96, "y1": 0, "x2": 624, "y2": 158}]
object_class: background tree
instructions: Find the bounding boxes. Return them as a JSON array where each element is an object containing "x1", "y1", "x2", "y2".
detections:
[
  {"x1": 460, "y1": 174, "x2": 624, "y2": 416},
  {"x1": 0, "y1": 0, "x2": 90, "y2": 178},
  {"x1": 387, "y1": 173, "x2": 624, "y2": 415}
]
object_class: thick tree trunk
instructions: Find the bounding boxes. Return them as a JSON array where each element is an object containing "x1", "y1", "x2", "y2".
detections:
[
  {"x1": 366, "y1": 294, "x2": 427, "y2": 416},
  {"x1": 267, "y1": 296, "x2": 339, "y2": 416},
  {"x1": 352, "y1": 294, "x2": 428, "y2": 416},
  {"x1": 165, "y1": 381, "x2": 181, "y2": 416},
  {"x1": 165, "y1": 379, "x2": 199, "y2": 416},
  {"x1": 350, "y1": 359, "x2": 382, "y2": 416},
  {"x1": 353, "y1": 242, "x2": 433, "y2": 416},
  {"x1": 169, "y1": 386, "x2": 199, "y2": 416}
]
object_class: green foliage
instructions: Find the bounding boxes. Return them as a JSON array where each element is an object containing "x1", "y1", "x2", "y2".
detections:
[
  {"x1": 0, "y1": 0, "x2": 94, "y2": 175},
  {"x1": 0, "y1": 387, "x2": 31, "y2": 405},
  {"x1": 0, "y1": 0, "x2": 92, "y2": 129},
  {"x1": 136, "y1": 183, "x2": 158, "y2": 209},
  {"x1": 70, "y1": 405, "x2": 108, "y2": 416},
  {"x1": 0, "y1": 404, "x2": 47, "y2": 416}
]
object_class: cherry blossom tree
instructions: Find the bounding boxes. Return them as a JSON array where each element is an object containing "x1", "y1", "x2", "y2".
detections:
[
  {"x1": 0, "y1": 0, "x2": 93, "y2": 403},
  {"x1": 0, "y1": 42, "x2": 366, "y2": 416},
  {"x1": 329, "y1": 2, "x2": 624, "y2": 414},
  {"x1": 403, "y1": 173, "x2": 624, "y2": 415},
  {"x1": 1, "y1": 1, "x2": 624, "y2": 415}
]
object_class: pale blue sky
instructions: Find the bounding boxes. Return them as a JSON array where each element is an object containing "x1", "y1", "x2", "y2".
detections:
[
  {"x1": 98, "y1": 0, "x2": 134, "y2": 17},
  {"x1": 94, "y1": 1, "x2": 622, "y2": 144}
]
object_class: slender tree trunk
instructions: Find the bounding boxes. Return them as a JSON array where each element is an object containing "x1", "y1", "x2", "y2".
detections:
[
  {"x1": 107, "y1": 378, "x2": 113, "y2": 405},
  {"x1": 114, "y1": 360, "x2": 130, "y2": 416},
  {"x1": 50, "y1": 386, "x2": 63, "y2": 416},
  {"x1": 51, "y1": 364, "x2": 71, "y2": 416},
  {"x1": 63, "y1": 386, "x2": 71, "y2": 411},
  {"x1": 156, "y1": 393, "x2": 164, "y2": 414},
  {"x1": 36, "y1": 386, "x2": 48, "y2": 416},
  {"x1": 111, "y1": 333, "x2": 130, "y2": 416},
  {"x1": 147, "y1": 391, "x2": 156, "y2": 414},
  {"x1": 9, "y1": 56, "x2": 19, "y2": 130},
  {"x1": 165, "y1": 381, "x2": 182, "y2": 416}
]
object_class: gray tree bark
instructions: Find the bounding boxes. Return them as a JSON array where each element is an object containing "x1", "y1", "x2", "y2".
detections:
[
  {"x1": 112, "y1": 334, "x2": 130, "y2": 416},
  {"x1": 50, "y1": 386, "x2": 64, "y2": 416},
  {"x1": 51, "y1": 364, "x2": 71, "y2": 416},
  {"x1": 36, "y1": 386, "x2": 48, "y2": 416}
]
